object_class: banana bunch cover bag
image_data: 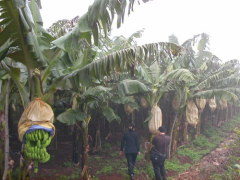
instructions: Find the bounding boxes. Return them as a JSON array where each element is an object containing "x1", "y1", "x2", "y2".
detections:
[
  {"x1": 148, "y1": 105, "x2": 162, "y2": 134},
  {"x1": 208, "y1": 98, "x2": 217, "y2": 112},
  {"x1": 186, "y1": 100, "x2": 199, "y2": 126},
  {"x1": 219, "y1": 99, "x2": 228, "y2": 109},
  {"x1": 195, "y1": 98, "x2": 206, "y2": 110},
  {"x1": 18, "y1": 98, "x2": 55, "y2": 142}
]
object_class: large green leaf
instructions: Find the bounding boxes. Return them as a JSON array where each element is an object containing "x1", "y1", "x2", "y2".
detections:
[
  {"x1": 47, "y1": 16, "x2": 79, "y2": 38},
  {"x1": 0, "y1": 38, "x2": 13, "y2": 60},
  {"x1": 52, "y1": 14, "x2": 93, "y2": 50},
  {"x1": 0, "y1": 69, "x2": 8, "y2": 80},
  {"x1": 135, "y1": 64, "x2": 153, "y2": 83},
  {"x1": 0, "y1": 61, "x2": 29, "y2": 107},
  {"x1": 41, "y1": 47, "x2": 62, "y2": 84},
  {"x1": 215, "y1": 74, "x2": 240, "y2": 88},
  {"x1": 102, "y1": 106, "x2": 120, "y2": 123},
  {"x1": 117, "y1": 79, "x2": 150, "y2": 96},
  {"x1": 83, "y1": 86, "x2": 112, "y2": 99},
  {"x1": 57, "y1": 109, "x2": 87, "y2": 125},
  {"x1": 53, "y1": 0, "x2": 150, "y2": 48},
  {"x1": 193, "y1": 88, "x2": 239, "y2": 102},
  {"x1": 29, "y1": 0, "x2": 42, "y2": 26},
  {"x1": 193, "y1": 69, "x2": 235, "y2": 91},
  {"x1": 0, "y1": 0, "x2": 51, "y2": 68},
  {"x1": 60, "y1": 42, "x2": 183, "y2": 85},
  {"x1": 81, "y1": 86, "x2": 112, "y2": 109},
  {"x1": 162, "y1": 68, "x2": 195, "y2": 90},
  {"x1": 110, "y1": 95, "x2": 139, "y2": 111},
  {"x1": 44, "y1": 42, "x2": 183, "y2": 99}
]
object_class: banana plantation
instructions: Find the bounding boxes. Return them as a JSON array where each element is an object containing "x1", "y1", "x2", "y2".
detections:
[{"x1": 1, "y1": 0, "x2": 240, "y2": 180}]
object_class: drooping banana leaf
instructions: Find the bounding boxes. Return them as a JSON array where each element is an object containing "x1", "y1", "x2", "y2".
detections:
[
  {"x1": 215, "y1": 74, "x2": 240, "y2": 88},
  {"x1": 47, "y1": 16, "x2": 79, "y2": 38},
  {"x1": 117, "y1": 79, "x2": 150, "y2": 96},
  {"x1": 193, "y1": 88, "x2": 239, "y2": 102},
  {"x1": 162, "y1": 68, "x2": 195, "y2": 87},
  {"x1": 53, "y1": 0, "x2": 150, "y2": 48},
  {"x1": 81, "y1": 86, "x2": 112, "y2": 109},
  {"x1": 102, "y1": 106, "x2": 120, "y2": 123},
  {"x1": 57, "y1": 109, "x2": 87, "y2": 125},
  {"x1": 0, "y1": 61, "x2": 29, "y2": 107},
  {"x1": 0, "y1": 0, "x2": 53, "y2": 68},
  {"x1": 0, "y1": 38, "x2": 13, "y2": 61},
  {"x1": 193, "y1": 69, "x2": 236, "y2": 91},
  {"x1": 62, "y1": 42, "x2": 183, "y2": 84},
  {"x1": 43, "y1": 42, "x2": 183, "y2": 98},
  {"x1": 83, "y1": 86, "x2": 112, "y2": 99}
]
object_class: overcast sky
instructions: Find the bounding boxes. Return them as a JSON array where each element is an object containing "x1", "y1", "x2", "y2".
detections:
[{"x1": 40, "y1": 0, "x2": 240, "y2": 61}]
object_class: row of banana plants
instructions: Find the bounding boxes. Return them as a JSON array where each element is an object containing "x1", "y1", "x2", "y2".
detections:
[{"x1": 0, "y1": 0, "x2": 151, "y2": 179}]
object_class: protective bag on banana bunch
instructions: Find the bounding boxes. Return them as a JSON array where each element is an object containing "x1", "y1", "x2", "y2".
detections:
[
  {"x1": 186, "y1": 100, "x2": 198, "y2": 126},
  {"x1": 148, "y1": 105, "x2": 162, "y2": 134},
  {"x1": 18, "y1": 98, "x2": 55, "y2": 143},
  {"x1": 18, "y1": 98, "x2": 55, "y2": 172},
  {"x1": 208, "y1": 97, "x2": 217, "y2": 112}
]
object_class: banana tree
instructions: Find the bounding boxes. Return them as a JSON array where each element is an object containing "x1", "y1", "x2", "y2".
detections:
[
  {"x1": 1, "y1": 0, "x2": 151, "y2": 176},
  {"x1": 43, "y1": 40, "x2": 183, "y2": 128},
  {"x1": 130, "y1": 45, "x2": 186, "y2": 138},
  {"x1": 150, "y1": 33, "x2": 240, "y2": 154},
  {"x1": 56, "y1": 79, "x2": 148, "y2": 179},
  {"x1": 2, "y1": 0, "x2": 239, "y2": 178},
  {"x1": 0, "y1": 27, "x2": 20, "y2": 180},
  {"x1": 2, "y1": 1, "x2": 188, "y2": 179},
  {"x1": 169, "y1": 60, "x2": 240, "y2": 154},
  {"x1": 76, "y1": 40, "x2": 186, "y2": 156},
  {"x1": 0, "y1": 0, "x2": 152, "y2": 106},
  {"x1": 41, "y1": 8, "x2": 181, "y2": 180},
  {"x1": 0, "y1": 70, "x2": 11, "y2": 180},
  {"x1": 48, "y1": 42, "x2": 183, "y2": 151},
  {"x1": 192, "y1": 60, "x2": 240, "y2": 120},
  {"x1": 166, "y1": 64, "x2": 240, "y2": 154},
  {"x1": 180, "y1": 34, "x2": 240, "y2": 138}
]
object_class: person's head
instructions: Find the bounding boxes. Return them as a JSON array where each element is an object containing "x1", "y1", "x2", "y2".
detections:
[
  {"x1": 128, "y1": 123, "x2": 135, "y2": 131},
  {"x1": 158, "y1": 126, "x2": 166, "y2": 133}
]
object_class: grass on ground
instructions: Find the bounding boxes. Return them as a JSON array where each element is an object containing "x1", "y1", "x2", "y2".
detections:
[{"x1": 166, "y1": 115, "x2": 240, "y2": 179}]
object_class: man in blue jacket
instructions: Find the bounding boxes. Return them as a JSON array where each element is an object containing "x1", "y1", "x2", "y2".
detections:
[{"x1": 120, "y1": 123, "x2": 140, "y2": 180}]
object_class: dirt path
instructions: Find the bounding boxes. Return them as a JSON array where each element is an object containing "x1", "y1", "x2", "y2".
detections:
[{"x1": 174, "y1": 133, "x2": 238, "y2": 180}]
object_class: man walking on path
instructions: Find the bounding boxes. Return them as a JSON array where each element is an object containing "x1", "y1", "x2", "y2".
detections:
[
  {"x1": 151, "y1": 126, "x2": 170, "y2": 180},
  {"x1": 120, "y1": 124, "x2": 140, "y2": 180}
]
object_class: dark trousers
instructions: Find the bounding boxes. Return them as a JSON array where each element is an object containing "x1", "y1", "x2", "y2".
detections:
[
  {"x1": 152, "y1": 159, "x2": 166, "y2": 180},
  {"x1": 125, "y1": 153, "x2": 138, "y2": 176}
]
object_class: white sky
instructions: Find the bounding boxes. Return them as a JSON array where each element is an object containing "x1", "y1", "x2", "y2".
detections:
[{"x1": 40, "y1": 0, "x2": 240, "y2": 61}]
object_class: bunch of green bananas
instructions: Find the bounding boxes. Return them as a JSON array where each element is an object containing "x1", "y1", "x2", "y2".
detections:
[{"x1": 24, "y1": 129, "x2": 52, "y2": 173}]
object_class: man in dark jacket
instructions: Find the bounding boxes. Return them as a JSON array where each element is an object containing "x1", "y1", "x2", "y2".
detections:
[
  {"x1": 151, "y1": 126, "x2": 170, "y2": 180},
  {"x1": 120, "y1": 124, "x2": 140, "y2": 180}
]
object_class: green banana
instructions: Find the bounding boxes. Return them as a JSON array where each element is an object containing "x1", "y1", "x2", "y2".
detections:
[
  {"x1": 24, "y1": 129, "x2": 52, "y2": 169},
  {"x1": 43, "y1": 132, "x2": 48, "y2": 141}
]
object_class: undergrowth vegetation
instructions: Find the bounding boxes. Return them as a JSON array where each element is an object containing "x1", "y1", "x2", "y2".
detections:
[
  {"x1": 161, "y1": 116, "x2": 240, "y2": 179},
  {"x1": 87, "y1": 116, "x2": 240, "y2": 180},
  {"x1": 34, "y1": 116, "x2": 240, "y2": 180},
  {"x1": 209, "y1": 122, "x2": 240, "y2": 180},
  {"x1": 165, "y1": 116, "x2": 240, "y2": 179}
]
